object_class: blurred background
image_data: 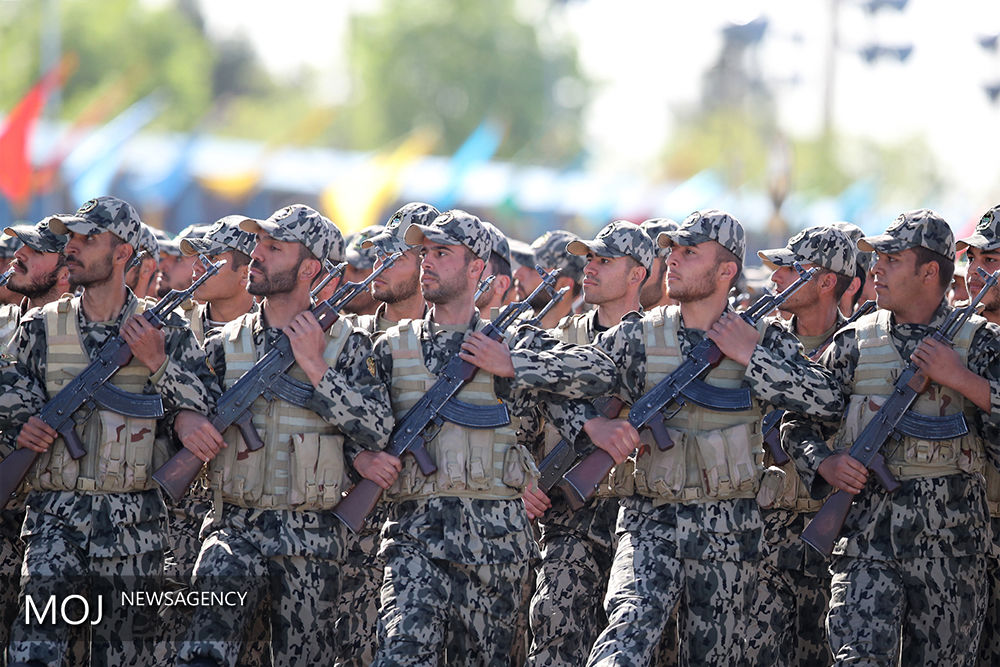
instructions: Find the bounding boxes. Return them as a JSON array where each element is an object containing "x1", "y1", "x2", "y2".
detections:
[{"x1": 3, "y1": 0, "x2": 1000, "y2": 255}]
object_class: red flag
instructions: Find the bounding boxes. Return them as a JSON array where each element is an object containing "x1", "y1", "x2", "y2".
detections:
[{"x1": 0, "y1": 55, "x2": 75, "y2": 209}]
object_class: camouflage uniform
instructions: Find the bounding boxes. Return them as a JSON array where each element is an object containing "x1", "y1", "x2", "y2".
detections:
[
  {"x1": 369, "y1": 210, "x2": 618, "y2": 666},
  {"x1": 784, "y1": 210, "x2": 1000, "y2": 665},
  {"x1": 527, "y1": 222, "x2": 655, "y2": 667},
  {"x1": 0, "y1": 196, "x2": 216, "y2": 667},
  {"x1": 176, "y1": 204, "x2": 393, "y2": 667},
  {"x1": 747, "y1": 225, "x2": 858, "y2": 667},
  {"x1": 548, "y1": 211, "x2": 844, "y2": 667}
]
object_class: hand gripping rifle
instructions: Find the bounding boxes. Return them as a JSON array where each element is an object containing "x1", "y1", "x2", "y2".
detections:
[
  {"x1": 557, "y1": 263, "x2": 818, "y2": 508},
  {"x1": 759, "y1": 299, "x2": 878, "y2": 467},
  {"x1": 152, "y1": 252, "x2": 402, "y2": 503},
  {"x1": 0, "y1": 255, "x2": 227, "y2": 509},
  {"x1": 800, "y1": 269, "x2": 1000, "y2": 558},
  {"x1": 331, "y1": 267, "x2": 563, "y2": 533}
]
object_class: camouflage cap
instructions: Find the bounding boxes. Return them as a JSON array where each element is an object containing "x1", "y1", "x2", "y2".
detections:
[
  {"x1": 758, "y1": 225, "x2": 857, "y2": 276},
  {"x1": 0, "y1": 232, "x2": 23, "y2": 257},
  {"x1": 531, "y1": 230, "x2": 586, "y2": 282},
  {"x1": 828, "y1": 221, "x2": 873, "y2": 273},
  {"x1": 567, "y1": 220, "x2": 656, "y2": 273},
  {"x1": 363, "y1": 202, "x2": 440, "y2": 255},
  {"x1": 241, "y1": 204, "x2": 344, "y2": 263},
  {"x1": 658, "y1": 209, "x2": 746, "y2": 263},
  {"x1": 859, "y1": 209, "x2": 955, "y2": 261},
  {"x1": 404, "y1": 209, "x2": 492, "y2": 262},
  {"x1": 181, "y1": 215, "x2": 258, "y2": 258},
  {"x1": 640, "y1": 218, "x2": 679, "y2": 259},
  {"x1": 136, "y1": 223, "x2": 160, "y2": 263},
  {"x1": 48, "y1": 196, "x2": 144, "y2": 252},
  {"x1": 4, "y1": 218, "x2": 67, "y2": 254},
  {"x1": 344, "y1": 225, "x2": 386, "y2": 269},
  {"x1": 508, "y1": 239, "x2": 534, "y2": 272},
  {"x1": 957, "y1": 204, "x2": 1000, "y2": 252},
  {"x1": 482, "y1": 221, "x2": 512, "y2": 266}
]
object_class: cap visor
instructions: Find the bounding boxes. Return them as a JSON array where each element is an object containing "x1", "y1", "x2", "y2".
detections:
[
  {"x1": 566, "y1": 239, "x2": 621, "y2": 258},
  {"x1": 857, "y1": 234, "x2": 910, "y2": 254},
  {"x1": 180, "y1": 237, "x2": 228, "y2": 257},
  {"x1": 404, "y1": 224, "x2": 461, "y2": 248},
  {"x1": 956, "y1": 234, "x2": 1000, "y2": 252},
  {"x1": 660, "y1": 229, "x2": 712, "y2": 248},
  {"x1": 361, "y1": 231, "x2": 408, "y2": 254},
  {"x1": 757, "y1": 247, "x2": 798, "y2": 270},
  {"x1": 46, "y1": 216, "x2": 99, "y2": 237}
]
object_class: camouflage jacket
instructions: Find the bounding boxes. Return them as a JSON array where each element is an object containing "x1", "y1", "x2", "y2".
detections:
[
  {"x1": 782, "y1": 299, "x2": 1000, "y2": 559},
  {"x1": 369, "y1": 311, "x2": 617, "y2": 563},
  {"x1": 0, "y1": 290, "x2": 216, "y2": 432},
  {"x1": 202, "y1": 308, "x2": 393, "y2": 462}
]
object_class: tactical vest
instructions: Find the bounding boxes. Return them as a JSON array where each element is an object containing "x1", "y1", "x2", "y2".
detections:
[
  {"x1": 385, "y1": 319, "x2": 531, "y2": 501},
  {"x1": 179, "y1": 300, "x2": 207, "y2": 344},
  {"x1": 831, "y1": 310, "x2": 984, "y2": 481},
  {"x1": 208, "y1": 313, "x2": 354, "y2": 511},
  {"x1": 628, "y1": 306, "x2": 766, "y2": 505},
  {"x1": 30, "y1": 297, "x2": 157, "y2": 493}
]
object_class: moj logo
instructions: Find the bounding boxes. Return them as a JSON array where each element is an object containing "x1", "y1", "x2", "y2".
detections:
[{"x1": 25, "y1": 595, "x2": 104, "y2": 626}]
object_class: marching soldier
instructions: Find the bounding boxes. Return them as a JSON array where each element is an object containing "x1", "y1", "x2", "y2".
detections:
[
  {"x1": 366, "y1": 210, "x2": 617, "y2": 665},
  {"x1": 173, "y1": 204, "x2": 393, "y2": 667},
  {"x1": 126, "y1": 223, "x2": 161, "y2": 300},
  {"x1": 638, "y1": 218, "x2": 678, "y2": 311},
  {"x1": 748, "y1": 225, "x2": 858, "y2": 666},
  {"x1": 156, "y1": 224, "x2": 210, "y2": 298},
  {"x1": 514, "y1": 231, "x2": 586, "y2": 328},
  {"x1": 0, "y1": 196, "x2": 217, "y2": 667},
  {"x1": 525, "y1": 220, "x2": 655, "y2": 666},
  {"x1": 557, "y1": 210, "x2": 843, "y2": 665},
  {"x1": 476, "y1": 221, "x2": 517, "y2": 314},
  {"x1": 784, "y1": 209, "x2": 1000, "y2": 664},
  {"x1": 341, "y1": 226, "x2": 384, "y2": 317}
]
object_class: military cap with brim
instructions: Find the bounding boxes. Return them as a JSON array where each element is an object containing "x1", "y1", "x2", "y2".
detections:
[
  {"x1": 657, "y1": 209, "x2": 746, "y2": 264},
  {"x1": 758, "y1": 225, "x2": 857, "y2": 276},
  {"x1": 957, "y1": 204, "x2": 1000, "y2": 252},
  {"x1": 531, "y1": 230, "x2": 586, "y2": 282},
  {"x1": 508, "y1": 239, "x2": 534, "y2": 272},
  {"x1": 241, "y1": 204, "x2": 344, "y2": 263},
  {"x1": 5, "y1": 219, "x2": 67, "y2": 254},
  {"x1": 482, "y1": 221, "x2": 512, "y2": 266},
  {"x1": 567, "y1": 220, "x2": 656, "y2": 273},
  {"x1": 47, "y1": 195, "x2": 144, "y2": 253},
  {"x1": 182, "y1": 215, "x2": 259, "y2": 257},
  {"x1": 363, "y1": 202, "x2": 440, "y2": 255},
  {"x1": 641, "y1": 218, "x2": 679, "y2": 259},
  {"x1": 345, "y1": 225, "x2": 386, "y2": 269},
  {"x1": 858, "y1": 208, "x2": 955, "y2": 261},
  {"x1": 404, "y1": 209, "x2": 492, "y2": 262}
]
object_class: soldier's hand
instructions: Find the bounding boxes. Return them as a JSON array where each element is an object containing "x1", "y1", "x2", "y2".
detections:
[
  {"x1": 706, "y1": 312, "x2": 758, "y2": 366},
  {"x1": 522, "y1": 482, "x2": 551, "y2": 520},
  {"x1": 175, "y1": 410, "x2": 225, "y2": 462},
  {"x1": 911, "y1": 337, "x2": 968, "y2": 390},
  {"x1": 286, "y1": 311, "x2": 329, "y2": 386},
  {"x1": 583, "y1": 416, "x2": 638, "y2": 464},
  {"x1": 817, "y1": 452, "x2": 868, "y2": 495},
  {"x1": 459, "y1": 332, "x2": 515, "y2": 378},
  {"x1": 17, "y1": 416, "x2": 58, "y2": 453},
  {"x1": 354, "y1": 450, "x2": 402, "y2": 489},
  {"x1": 121, "y1": 315, "x2": 167, "y2": 373}
]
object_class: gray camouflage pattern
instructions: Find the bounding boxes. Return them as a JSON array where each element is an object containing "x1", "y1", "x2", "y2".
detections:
[
  {"x1": 567, "y1": 220, "x2": 656, "y2": 274},
  {"x1": 404, "y1": 209, "x2": 493, "y2": 262},
  {"x1": 181, "y1": 215, "x2": 258, "y2": 258},
  {"x1": 48, "y1": 195, "x2": 145, "y2": 253},
  {"x1": 345, "y1": 225, "x2": 386, "y2": 269},
  {"x1": 362, "y1": 202, "x2": 440, "y2": 255},
  {"x1": 859, "y1": 208, "x2": 956, "y2": 261},
  {"x1": 243, "y1": 204, "x2": 345, "y2": 263},
  {"x1": 659, "y1": 209, "x2": 746, "y2": 263},
  {"x1": 758, "y1": 224, "x2": 858, "y2": 276},
  {"x1": 958, "y1": 204, "x2": 1000, "y2": 252},
  {"x1": 531, "y1": 230, "x2": 587, "y2": 283},
  {"x1": 5, "y1": 218, "x2": 67, "y2": 254},
  {"x1": 640, "y1": 218, "x2": 679, "y2": 260},
  {"x1": 829, "y1": 221, "x2": 874, "y2": 273}
]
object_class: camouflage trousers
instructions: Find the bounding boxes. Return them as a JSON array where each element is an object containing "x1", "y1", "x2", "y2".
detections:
[
  {"x1": 527, "y1": 497, "x2": 618, "y2": 667},
  {"x1": 333, "y1": 504, "x2": 388, "y2": 667},
  {"x1": 977, "y1": 551, "x2": 1000, "y2": 666},
  {"x1": 827, "y1": 554, "x2": 986, "y2": 666},
  {"x1": 177, "y1": 520, "x2": 341, "y2": 667},
  {"x1": 0, "y1": 508, "x2": 25, "y2": 663},
  {"x1": 585, "y1": 530, "x2": 756, "y2": 666},
  {"x1": 374, "y1": 542, "x2": 530, "y2": 666},
  {"x1": 746, "y1": 509, "x2": 831, "y2": 666}
]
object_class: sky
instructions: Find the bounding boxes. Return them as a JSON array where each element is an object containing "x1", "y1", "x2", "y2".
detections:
[{"x1": 196, "y1": 0, "x2": 1000, "y2": 220}]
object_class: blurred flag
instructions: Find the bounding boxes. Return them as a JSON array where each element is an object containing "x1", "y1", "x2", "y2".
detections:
[
  {"x1": 0, "y1": 54, "x2": 76, "y2": 210},
  {"x1": 64, "y1": 93, "x2": 162, "y2": 204},
  {"x1": 322, "y1": 128, "x2": 437, "y2": 234},
  {"x1": 436, "y1": 120, "x2": 504, "y2": 210}
]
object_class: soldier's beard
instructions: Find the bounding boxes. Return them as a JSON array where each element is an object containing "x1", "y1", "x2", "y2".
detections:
[
  {"x1": 247, "y1": 264, "x2": 297, "y2": 296},
  {"x1": 69, "y1": 258, "x2": 114, "y2": 289},
  {"x1": 374, "y1": 272, "x2": 420, "y2": 304},
  {"x1": 669, "y1": 266, "x2": 717, "y2": 303},
  {"x1": 9, "y1": 267, "x2": 59, "y2": 299},
  {"x1": 422, "y1": 271, "x2": 466, "y2": 304}
]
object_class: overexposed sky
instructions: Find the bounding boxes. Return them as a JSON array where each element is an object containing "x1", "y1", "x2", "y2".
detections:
[{"x1": 198, "y1": 0, "x2": 1000, "y2": 209}]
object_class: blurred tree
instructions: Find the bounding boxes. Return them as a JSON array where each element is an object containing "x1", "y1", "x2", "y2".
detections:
[{"x1": 340, "y1": 0, "x2": 588, "y2": 164}]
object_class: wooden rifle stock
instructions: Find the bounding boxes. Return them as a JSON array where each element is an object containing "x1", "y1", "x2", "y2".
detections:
[{"x1": 554, "y1": 397, "x2": 625, "y2": 509}]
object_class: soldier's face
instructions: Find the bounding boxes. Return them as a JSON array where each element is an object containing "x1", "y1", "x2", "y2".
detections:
[
  {"x1": 8, "y1": 245, "x2": 62, "y2": 299},
  {"x1": 514, "y1": 264, "x2": 542, "y2": 301},
  {"x1": 640, "y1": 257, "x2": 667, "y2": 308},
  {"x1": 372, "y1": 249, "x2": 420, "y2": 304},
  {"x1": 342, "y1": 264, "x2": 375, "y2": 314},
  {"x1": 666, "y1": 241, "x2": 720, "y2": 303},
  {"x1": 419, "y1": 240, "x2": 478, "y2": 304},
  {"x1": 583, "y1": 254, "x2": 633, "y2": 306},
  {"x1": 871, "y1": 248, "x2": 927, "y2": 311},
  {"x1": 248, "y1": 233, "x2": 302, "y2": 296},
  {"x1": 63, "y1": 231, "x2": 116, "y2": 287},
  {"x1": 192, "y1": 250, "x2": 246, "y2": 301},
  {"x1": 966, "y1": 247, "x2": 1000, "y2": 312},
  {"x1": 157, "y1": 254, "x2": 198, "y2": 296},
  {"x1": 769, "y1": 262, "x2": 821, "y2": 313}
]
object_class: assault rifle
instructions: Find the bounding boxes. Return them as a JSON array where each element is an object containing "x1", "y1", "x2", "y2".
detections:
[
  {"x1": 557, "y1": 263, "x2": 818, "y2": 508},
  {"x1": 152, "y1": 252, "x2": 403, "y2": 502},
  {"x1": 310, "y1": 260, "x2": 347, "y2": 303},
  {"x1": 0, "y1": 255, "x2": 227, "y2": 509},
  {"x1": 800, "y1": 269, "x2": 1000, "y2": 558},
  {"x1": 759, "y1": 299, "x2": 878, "y2": 466},
  {"x1": 331, "y1": 267, "x2": 563, "y2": 533},
  {"x1": 0, "y1": 267, "x2": 15, "y2": 287},
  {"x1": 523, "y1": 286, "x2": 570, "y2": 328}
]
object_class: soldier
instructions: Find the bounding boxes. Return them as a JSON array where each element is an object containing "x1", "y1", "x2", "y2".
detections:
[
  {"x1": 366, "y1": 209, "x2": 617, "y2": 665},
  {"x1": 639, "y1": 218, "x2": 678, "y2": 311},
  {"x1": 0, "y1": 196, "x2": 217, "y2": 667},
  {"x1": 828, "y1": 221, "x2": 874, "y2": 316},
  {"x1": 126, "y1": 223, "x2": 161, "y2": 299},
  {"x1": 172, "y1": 204, "x2": 393, "y2": 667},
  {"x1": 340, "y1": 226, "x2": 384, "y2": 316},
  {"x1": 784, "y1": 209, "x2": 1000, "y2": 664},
  {"x1": 748, "y1": 225, "x2": 858, "y2": 666},
  {"x1": 525, "y1": 220, "x2": 655, "y2": 667},
  {"x1": 514, "y1": 231, "x2": 586, "y2": 328},
  {"x1": 559, "y1": 210, "x2": 843, "y2": 666},
  {"x1": 946, "y1": 205, "x2": 1000, "y2": 667},
  {"x1": 157, "y1": 224, "x2": 210, "y2": 298},
  {"x1": 0, "y1": 232, "x2": 24, "y2": 306},
  {"x1": 476, "y1": 221, "x2": 517, "y2": 314}
]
